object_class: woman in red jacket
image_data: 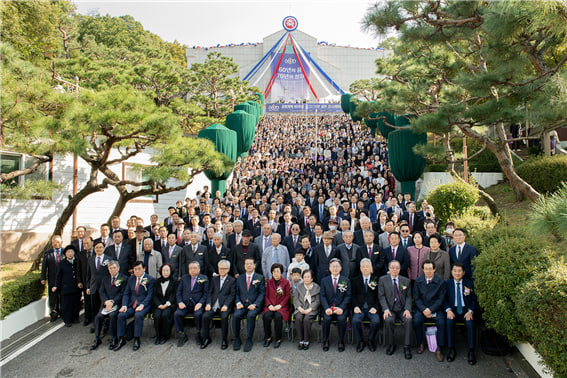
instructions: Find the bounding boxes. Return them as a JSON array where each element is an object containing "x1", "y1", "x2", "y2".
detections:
[{"x1": 262, "y1": 263, "x2": 291, "y2": 348}]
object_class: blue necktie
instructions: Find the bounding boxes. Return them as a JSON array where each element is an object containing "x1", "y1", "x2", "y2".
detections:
[{"x1": 456, "y1": 282, "x2": 463, "y2": 315}]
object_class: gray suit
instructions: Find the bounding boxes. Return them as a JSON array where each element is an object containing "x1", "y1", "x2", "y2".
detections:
[
  {"x1": 137, "y1": 249, "x2": 163, "y2": 279},
  {"x1": 161, "y1": 244, "x2": 182, "y2": 278},
  {"x1": 262, "y1": 245, "x2": 290, "y2": 279},
  {"x1": 254, "y1": 234, "x2": 272, "y2": 255},
  {"x1": 378, "y1": 274, "x2": 412, "y2": 346},
  {"x1": 378, "y1": 232, "x2": 390, "y2": 251}
]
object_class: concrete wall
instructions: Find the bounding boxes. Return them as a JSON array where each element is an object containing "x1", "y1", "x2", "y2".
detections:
[{"x1": 418, "y1": 172, "x2": 504, "y2": 199}]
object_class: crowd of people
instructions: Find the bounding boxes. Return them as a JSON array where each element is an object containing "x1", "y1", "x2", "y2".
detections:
[{"x1": 41, "y1": 114, "x2": 478, "y2": 365}]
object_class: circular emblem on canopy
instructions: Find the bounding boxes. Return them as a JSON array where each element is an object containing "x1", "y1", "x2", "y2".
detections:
[{"x1": 282, "y1": 16, "x2": 298, "y2": 31}]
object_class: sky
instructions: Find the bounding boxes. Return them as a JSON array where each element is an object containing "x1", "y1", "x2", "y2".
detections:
[{"x1": 73, "y1": 0, "x2": 386, "y2": 49}]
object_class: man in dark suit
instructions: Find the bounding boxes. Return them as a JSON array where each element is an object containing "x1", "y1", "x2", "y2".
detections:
[
  {"x1": 383, "y1": 232, "x2": 410, "y2": 278},
  {"x1": 232, "y1": 257, "x2": 265, "y2": 352},
  {"x1": 105, "y1": 231, "x2": 134, "y2": 277},
  {"x1": 179, "y1": 232, "x2": 209, "y2": 278},
  {"x1": 77, "y1": 236, "x2": 94, "y2": 325},
  {"x1": 162, "y1": 234, "x2": 182, "y2": 278},
  {"x1": 201, "y1": 259, "x2": 236, "y2": 349},
  {"x1": 445, "y1": 263, "x2": 478, "y2": 365},
  {"x1": 354, "y1": 217, "x2": 377, "y2": 247},
  {"x1": 423, "y1": 220, "x2": 448, "y2": 251},
  {"x1": 41, "y1": 235, "x2": 63, "y2": 321},
  {"x1": 378, "y1": 260, "x2": 413, "y2": 359},
  {"x1": 399, "y1": 224, "x2": 414, "y2": 249},
  {"x1": 413, "y1": 259, "x2": 448, "y2": 362},
  {"x1": 281, "y1": 224, "x2": 302, "y2": 260},
  {"x1": 164, "y1": 206, "x2": 177, "y2": 229},
  {"x1": 174, "y1": 261, "x2": 210, "y2": 347},
  {"x1": 351, "y1": 259, "x2": 380, "y2": 353},
  {"x1": 90, "y1": 260, "x2": 126, "y2": 351},
  {"x1": 449, "y1": 229, "x2": 478, "y2": 280},
  {"x1": 71, "y1": 226, "x2": 86, "y2": 252},
  {"x1": 155, "y1": 226, "x2": 169, "y2": 253},
  {"x1": 297, "y1": 206, "x2": 312, "y2": 233},
  {"x1": 226, "y1": 220, "x2": 244, "y2": 252},
  {"x1": 109, "y1": 216, "x2": 128, "y2": 240},
  {"x1": 309, "y1": 223, "x2": 324, "y2": 248},
  {"x1": 313, "y1": 232, "x2": 339, "y2": 284},
  {"x1": 276, "y1": 213, "x2": 294, "y2": 239},
  {"x1": 145, "y1": 214, "x2": 159, "y2": 237},
  {"x1": 207, "y1": 233, "x2": 233, "y2": 278},
  {"x1": 311, "y1": 195, "x2": 328, "y2": 224},
  {"x1": 322, "y1": 205, "x2": 342, "y2": 231},
  {"x1": 86, "y1": 240, "x2": 112, "y2": 331},
  {"x1": 335, "y1": 231, "x2": 363, "y2": 279},
  {"x1": 400, "y1": 202, "x2": 422, "y2": 233},
  {"x1": 361, "y1": 230, "x2": 386, "y2": 278},
  {"x1": 246, "y1": 208, "x2": 262, "y2": 238},
  {"x1": 320, "y1": 258, "x2": 351, "y2": 352},
  {"x1": 232, "y1": 230, "x2": 262, "y2": 276},
  {"x1": 114, "y1": 261, "x2": 154, "y2": 352}
]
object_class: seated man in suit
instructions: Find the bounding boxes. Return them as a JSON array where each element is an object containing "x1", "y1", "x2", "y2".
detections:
[
  {"x1": 449, "y1": 228, "x2": 478, "y2": 280},
  {"x1": 232, "y1": 257, "x2": 265, "y2": 352},
  {"x1": 351, "y1": 258, "x2": 380, "y2": 353},
  {"x1": 320, "y1": 258, "x2": 351, "y2": 352},
  {"x1": 115, "y1": 261, "x2": 154, "y2": 352},
  {"x1": 174, "y1": 261, "x2": 210, "y2": 347},
  {"x1": 445, "y1": 262, "x2": 478, "y2": 365},
  {"x1": 201, "y1": 259, "x2": 236, "y2": 350},
  {"x1": 378, "y1": 260, "x2": 413, "y2": 359},
  {"x1": 413, "y1": 260, "x2": 448, "y2": 362},
  {"x1": 90, "y1": 260, "x2": 126, "y2": 351}
]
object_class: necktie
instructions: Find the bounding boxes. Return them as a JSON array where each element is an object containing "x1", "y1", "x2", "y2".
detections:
[
  {"x1": 364, "y1": 278, "x2": 368, "y2": 292},
  {"x1": 133, "y1": 278, "x2": 140, "y2": 308},
  {"x1": 162, "y1": 241, "x2": 166, "y2": 250},
  {"x1": 169, "y1": 247, "x2": 173, "y2": 259},
  {"x1": 273, "y1": 248, "x2": 279, "y2": 264},
  {"x1": 409, "y1": 214, "x2": 413, "y2": 231},
  {"x1": 56, "y1": 249, "x2": 60, "y2": 264},
  {"x1": 316, "y1": 237, "x2": 320, "y2": 245},
  {"x1": 393, "y1": 279, "x2": 402, "y2": 307},
  {"x1": 293, "y1": 237, "x2": 297, "y2": 248},
  {"x1": 246, "y1": 275, "x2": 251, "y2": 290},
  {"x1": 178, "y1": 233, "x2": 181, "y2": 244},
  {"x1": 191, "y1": 277, "x2": 196, "y2": 290},
  {"x1": 236, "y1": 234, "x2": 241, "y2": 245},
  {"x1": 457, "y1": 246, "x2": 462, "y2": 260},
  {"x1": 102, "y1": 238, "x2": 105, "y2": 245},
  {"x1": 286, "y1": 224, "x2": 290, "y2": 236},
  {"x1": 264, "y1": 237, "x2": 268, "y2": 250},
  {"x1": 427, "y1": 279, "x2": 431, "y2": 285},
  {"x1": 305, "y1": 218, "x2": 308, "y2": 227},
  {"x1": 456, "y1": 282, "x2": 463, "y2": 314},
  {"x1": 111, "y1": 276, "x2": 115, "y2": 286},
  {"x1": 96, "y1": 256, "x2": 101, "y2": 270},
  {"x1": 333, "y1": 277, "x2": 338, "y2": 292},
  {"x1": 403, "y1": 239, "x2": 407, "y2": 248},
  {"x1": 79, "y1": 240, "x2": 83, "y2": 251},
  {"x1": 319, "y1": 205, "x2": 323, "y2": 221},
  {"x1": 368, "y1": 245, "x2": 372, "y2": 258},
  {"x1": 116, "y1": 245, "x2": 120, "y2": 259},
  {"x1": 392, "y1": 247, "x2": 397, "y2": 260}
]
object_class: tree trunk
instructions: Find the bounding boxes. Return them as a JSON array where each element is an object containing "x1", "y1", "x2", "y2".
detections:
[{"x1": 29, "y1": 175, "x2": 108, "y2": 271}]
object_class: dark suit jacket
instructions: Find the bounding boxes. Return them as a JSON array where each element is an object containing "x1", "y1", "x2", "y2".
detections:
[
  {"x1": 310, "y1": 234, "x2": 323, "y2": 248},
  {"x1": 55, "y1": 258, "x2": 82, "y2": 295},
  {"x1": 177, "y1": 273, "x2": 209, "y2": 307},
  {"x1": 99, "y1": 273, "x2": 127, "y2": 306},
  {"x1": 444, "y1": 278, "x2": 477, "y2": 314},
  {"x1": 322, "y1": 216, "x2": 342, "y2": 231},
  {"x1": 105, "y1": 243, "x2": 134, "y2": 277},
  {"x1": 122, "y1": 273, "x2": 154, "y2": 309},
  {"x1": 226, "y1": 233, "x2": 241, "y2": 252},
  {"x1": 312, "y1": 244, "x2": 340, "y2": 283},
  {"x1": 448, "y1": 244, "x2": 477, "y2": 280},
  {"x1": 383, "y1": 245, "x2": 410, "y2": 278},
  {"x1": 246, "y1": 218, "x2": 262, "y2": 238},
  {"x1": 153, "y1": 277, "x2": 177, "y2": 308},
  {"x1": 232, "y1": 243, "x2": 262, "y2": 276},
  {"x1": 311, "y1": 204, "x2": 328, "y2": 223},
  {"x1": 161, "y1": 244, "x2": 182, "y2": 278},
  {"x1": 206, "y1": 274, "x2": 236, "y2": 310},
  {"x1": 71, "y1": 239, "x2": 84, "y2": 252},
  {"x1": 207, "y1": 246, "x2": 233, "y2": 277},
  {"x1": 320, "y1": 275, "x2": 351, "y2": 310},
  {"x1": 401, "y1": 212, "x2": 423, "y2": 232},
  {"x1": 235, "y1": 272, "x2": 265, "y2": 308},
  {"x1": 179, "y1": 244, "x2": 209, "y2": 278},
  {"x1": 110, "y1": 228, "x2": 128, "y2": 240},
  {"x1": 41, "y1": 248, "x2": 62, "y2": 286},
  {"x1": 201, "y1": 239, "x2": 215, "y2": 250},
  {"x1": 378, "y1": 274, "x2": 412, "y2": 313},
  {"x1": 282, "y1": 235, "x2": 301, "y2": 260},
  {"x1": 424, "y1": 234, "x2": 448, "y2": 252},
  {"x1": 351, "y1": 275, "x2": 380, "y2": 311},
  {"x1": 77, "y1": 248, "x2": 94, "y2": 285},
  {"x1": 86, "y1": 254, "x2": 112, "y2": 294},
  {"x1": 361, "y1": 243, "x2": 386, "y2": 277},
  {"x1": 354, "y1": 229, "x2": 378, "y2": 247},
  {"x1": 413, "y1": 274, "x2": 447, "y2": 314},
  {"x1": 335, "y1": 244, "x2": 363, "y2": 279}
]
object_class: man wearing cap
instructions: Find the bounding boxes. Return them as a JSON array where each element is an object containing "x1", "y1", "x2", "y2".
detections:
[
  {"x1": 164, "y1": 206, "x2": 176, "y2": 228},
  {"x1": 128, "y1": 226, "x2": 147, "y2": 257}
]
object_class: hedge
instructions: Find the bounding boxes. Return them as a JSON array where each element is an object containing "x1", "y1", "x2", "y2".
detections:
[
  {"x1": 529, "y1": 182, "x2": 567, "y2": 241},
  {"x1": 516, "y1": 261, "x2": 567, "y2": 377},
  {"x1": 0, "y1": 271, "x2": 45, "y2": 319},
  {"x1": 449, "y1": 206, "x2": 498, "y2": 238},
  {"x1": 516, "y1": 155, "x2": 567, "y2": 194},
  {"x1": 427, "y1": 181, "x2": 479, "y2": 224}
]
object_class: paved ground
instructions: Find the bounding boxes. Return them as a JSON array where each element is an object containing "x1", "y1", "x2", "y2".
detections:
[{"x1": 2, "y1": 317, "x2": 538, "y2": 378}]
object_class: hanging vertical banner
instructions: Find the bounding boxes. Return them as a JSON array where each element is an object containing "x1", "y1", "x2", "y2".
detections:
[{"x1": 270, "y1": 48, "x2": 311, "y2": 103}]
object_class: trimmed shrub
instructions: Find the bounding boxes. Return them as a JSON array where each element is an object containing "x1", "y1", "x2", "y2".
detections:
[
  {"x1": 0, "y1": 271, "x2": 45, "y2": 319},
  {"x1": 516, "y1": 155, "x2": 567, "y2": 194},
  {"x1": 529, "y1": 183, "x2": 567, "y2": 241},
  {"x1": 427, "y1": 181, "x2": 479, "y2": 224},
  {"x1": 449, "y1": 206, "x2": 498, "y2": 239},
  {"x1": 516, "y1": 261, "x2": 567, "y2": 377},
  {"x1": 473, "y1": 230, "x2": 554, "y2": 342}
]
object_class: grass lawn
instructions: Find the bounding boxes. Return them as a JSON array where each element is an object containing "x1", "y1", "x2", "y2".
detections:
[{"x1": 1, "y1": 261, "x2": 34, "y2": 285}]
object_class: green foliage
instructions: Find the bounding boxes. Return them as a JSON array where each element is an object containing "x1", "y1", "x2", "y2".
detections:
[
  {"x1": 473, "y1": 229, "x2": 554, "y2": 342},
  {"x1": 449, "y1": 206, "x2": 498, "y2": 238},
  {"x1": 0, "y1": 180, "x2": 63, "y2": 200},
  {"x1": 0, "y1": 271, "x2": 44, "y2": 319},
  {"x1": 516, "y1": 155, "x2": 567, "y2": 194},
  {"x1": 529, "y1": 183, "x2": 567, "y2": 241},
  {"x1": 516, "y1": 261, "x2": 567, "y2": 377},
  {"x1": 427, "y1": 181, "x2": 480, "y2": 224}
]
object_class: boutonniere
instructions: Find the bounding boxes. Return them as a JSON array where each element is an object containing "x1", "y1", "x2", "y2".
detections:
[
  {"x1": 252, "y1": 279, "x2": 261, "y2": 286},
  {"x1": 197, "y1": 277, "x2": 207, "y2": 284},
  {"x1": 401, "y1": 285, "x2": 407, "y2": 290},
  {"x1": 276, "y1": 286, "x2": 284, "y2": 296},
  {"x1": 141, "y1": 277, "x2": 148, "y2": 289},
  {"x1": 464, "y1": 286, "x2": 471, "y2": 296},
  {"x1": 115, "y1": 277, "x2": 124, "y2": 287},
  {"x1": 103, "y1": 260, "x2": 109, "y2": 266},
  {"x1": 368, "y1": 280, "x2": 377, "y2": 290},
  {"x1": 373, "y1": 251, "x2": 380, "y2": 255},
  {"x1": 338, "y1": 280, "x2": 348, "y2": 293}
]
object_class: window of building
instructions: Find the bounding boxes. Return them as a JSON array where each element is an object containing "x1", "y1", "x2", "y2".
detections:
[
  {"x1": 122, "y1": 163, "x2": 158, "y2": 203},
  {"x1": 1, "y1": 152, "x2": 53, "y2": 198}
]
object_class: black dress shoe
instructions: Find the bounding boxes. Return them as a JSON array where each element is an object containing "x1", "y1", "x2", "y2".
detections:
[
  {"x1": 404, "y1": 346, "x2": 412, "y2": 360},
  {"x1": 356, "y1": 341, "x2": 365, "y2": 353},
  {"x1": 338, "y1": 341, "x2": 345, "y2": 352},
  {"x1": 200, "y1": 337, "x2": 212, "y2": 349},
  {"x1": 159, "y1": 338, "x2": 167, "y2": 345},
  {"x1": 233, "y1": 338, "x2": 242, "y2": 351},
  {"x1": 113, "y1": 337, "x2": 127, "y2": 351},
  {"x1": 89, "y1": 327, "x2": 95, "y2": 334},
  {"x1": 468, "y1": 350, "x2": 477, "y2": 365},
  {"x1": 304, "y1": 342, "x2": 310, "y2": 350},
  {"x1": 83, "y1": 320, "x2": 91, "y2": 326},
  {"x1": 322, "y1": 340, "x2": 330, "y2": 351},
  {"x1": 177, "y1": 333, "x2": 188, "y2": 347},
  {"x1": 154, "y1": 337, "x2": 161, "y2": 345},
  {"x1": 368, "y1": 340, "x2": 377, "y2": 352},
  {"x1": 273, "y1": 340, "x2": 281, "y2": 349},
  {"x1": 90, "y1": 339, "x2": 102, "y2": 351},
  {"x1": 109, "y1": 338, "x2": 117, "y2": 350},
  {"x1": 243, "y1": 339, "x2": 253, "y2": 352},
  {"x1": 298, "y1": 342, "x2": 304, "y2": 350},
  {"x1": 386, "y1": 344, "x2": 397, "y2": 355},
  {"x1": 263, "y1": 338, "x2": 272, "y2": 348},
  {"x1": 133, "y1": 337, "x2": 140, "y2": 351},
  {"x1": 64, "y1": 323, "x2": 72, "y2": 328},
  {"x1": 221, "y1": 340, "x2": 228, "y2": 350},
  {"x1": 195, "y1": 332, "x2": 203, "y2": 345},
  {"x1": 447, "y1": 348, "x2": 456, "y2": 362}
]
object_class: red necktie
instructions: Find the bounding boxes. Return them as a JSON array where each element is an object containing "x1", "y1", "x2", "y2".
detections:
[
  {"x1": 286, "y1": 224, "x2": 290, "y2": 236},
  {"x1": 133, "y1": 278, "x2": 140, "y2": 308},
  {"x1": 392, "y1": 247, "x2": 397, "y2": 260},
  {"x1": 333, "y1": 277, "x2": 338, "y2": 292},
  {"x1": 56, "y1": 249, "x2": 60, "y2": 264},
  {"x1": 368, "y1": 246, "x2": 372, "y2": 258},
  {"x1": 178, "y1": 233, "x2": 181, "y2": 244},
  {"x1": 246, "y1": 275, "x2": 251, "y2": 290},
  {"x1": 111, "y1": 276, "x2": 115, "y2": 287}
]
